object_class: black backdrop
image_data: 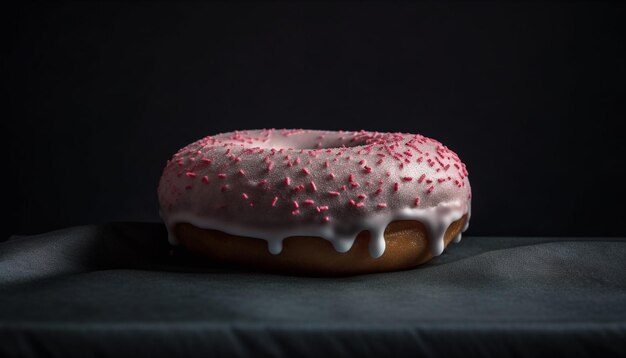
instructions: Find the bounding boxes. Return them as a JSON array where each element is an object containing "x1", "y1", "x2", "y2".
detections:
[{"x1": 5, "y1": 1, "x2": 626, "y2": 240}]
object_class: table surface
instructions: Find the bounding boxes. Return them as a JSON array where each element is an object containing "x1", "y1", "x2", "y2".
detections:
[{"x1": 1, "y1": 223, "x2": 625, "y2": 358}]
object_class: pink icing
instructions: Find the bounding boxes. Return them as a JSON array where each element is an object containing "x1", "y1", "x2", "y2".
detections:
[{"x1": 158, "y1": 129, "x2": 471, "y2": 258}]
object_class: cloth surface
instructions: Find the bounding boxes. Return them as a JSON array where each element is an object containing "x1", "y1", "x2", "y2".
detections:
[{"x1": 1, "y1": 223, "x2": 625, "y2": 357}]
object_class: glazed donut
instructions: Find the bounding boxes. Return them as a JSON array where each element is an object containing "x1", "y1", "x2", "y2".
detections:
[{"x1": 158, "y1": 129, "x2": 471, "y2": 275}]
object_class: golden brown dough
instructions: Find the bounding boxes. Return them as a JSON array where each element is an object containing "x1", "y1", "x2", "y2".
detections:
[{"x1": 175, "y1": 215, "x2": 467, "y2": 276}]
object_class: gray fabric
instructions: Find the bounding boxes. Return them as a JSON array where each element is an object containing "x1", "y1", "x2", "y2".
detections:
[{"x1": 1, "y1": 223, "x2": 625, "y2": 357}]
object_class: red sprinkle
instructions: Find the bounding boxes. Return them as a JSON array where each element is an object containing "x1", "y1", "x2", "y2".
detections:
[
  {"x1": 328, "y1": 191, "x2": 341, "y2": 196},
  {"x1": 403, "y1": 176, "x2": 413, "y2": 182},
  {"x1": 394, "y1": 182, "x2": 399, "y2": 192},
  {"x1": 292, "y1": 209, "x2": 300, "y2": 215},
  {"x1": 217, "y1": 173, "x2": 226, "y2": 179},
  {"x1": 323, "y1": 216, "x2": 330, "y2": 222},
  {"x1": 185, "y1": 172, "x2": 197, "y2": 178},
  {"x1": 358, "y1": 194, "x2": 367, "y2": 199},
  {"x1": 202, "y1": 176, "x2": 209, "y2": 183},
  {"x1": 293, "y1": 201, "x2": 299, "y2": 208},
  {"x1": 310, "y1": 181, "x2": 317, "y2": 191},
  {"x1": 356, "y1": 202, "x2": 365, "y2": 208},
  {"x1": 238, "y1": 169, "x2": 245, "y2": 176},
  {"x1": 285, "y1": 176, "x2": 291, "y2": 186},
  {"x1": 302, "y1": 167, "x2": 310, "y2": 175},
  {"x1": 201, "y1": 158, "x2": 212, "y2": 164},
  {"x1": 271, "y1": 196, "x2": 278, "y2": 206},
  {"x1": 375, "y1": 188, "x2": 383, "y2": 195},
  {"x1": 418, "y1": 174, "x2": 426, "y2": 183},
  {"x1": 427, "y1": 186, "x2": 434, "y2": 194},
  {"x1": 377, "y1": 203, "x2": 387, "y2": 208},
  {"x1": 328, "y1": 173, "x2": 336, "y2": 180},
  {"x1": 414, "y1": 197, "x2": 421, "y2": 206},
  {"x1": 242, "y1": 193, "x2": 249, "y2": 200},
  {"x1": 303, "y1": 199, "x2": 315, "y2": 205}
]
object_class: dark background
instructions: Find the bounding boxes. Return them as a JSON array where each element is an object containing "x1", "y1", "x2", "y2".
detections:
[{"x1": 4, "y1": 1, "x2": 625, "y2": 240}]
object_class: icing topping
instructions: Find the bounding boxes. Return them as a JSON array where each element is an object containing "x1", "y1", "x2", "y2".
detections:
[{"x1": 158, "y1": 129, "x2": 472, "y2": 258}]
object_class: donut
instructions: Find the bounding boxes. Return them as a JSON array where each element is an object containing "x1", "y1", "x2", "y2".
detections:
[{"x1": 158, "y1": 129, "x2": 471, "y2": 275}]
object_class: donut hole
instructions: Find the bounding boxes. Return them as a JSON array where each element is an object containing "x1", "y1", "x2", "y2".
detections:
[{"x1": 259, "y1": 130, "x2": 371, "y2": 150}]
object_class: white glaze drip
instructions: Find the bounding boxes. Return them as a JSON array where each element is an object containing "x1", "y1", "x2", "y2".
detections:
[
  {"x1": 452, "y1": 200, "x2": 471, "y2": 244},
  {"x1": 461, "y1": 200, "x2": 472, "y2": 233},
  {"x1": 164, "y1": 199, "x2": 470, "y2": 258}
]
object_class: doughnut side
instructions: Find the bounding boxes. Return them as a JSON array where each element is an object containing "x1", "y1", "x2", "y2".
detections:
[{"x1": 174, "y1": 215, "x2": 468, "y2": 276}]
